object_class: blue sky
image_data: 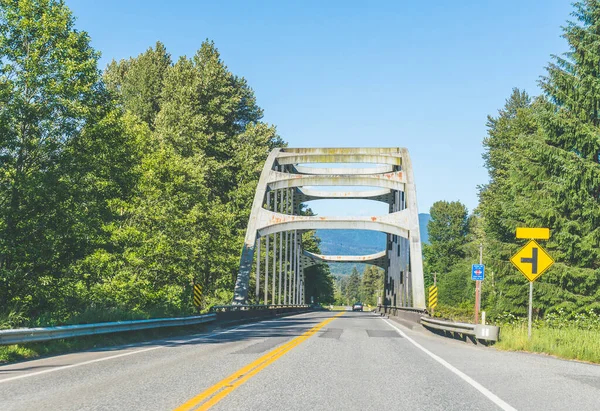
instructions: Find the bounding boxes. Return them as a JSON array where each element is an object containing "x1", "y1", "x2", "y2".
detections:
[{"x1": 68, "y1": 0, "x2": 572, "y2": 216}]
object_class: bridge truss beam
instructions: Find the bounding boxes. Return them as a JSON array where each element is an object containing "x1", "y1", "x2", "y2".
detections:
[{"x1": 233, "y1": 147, "x2": 425, "y2": 308}]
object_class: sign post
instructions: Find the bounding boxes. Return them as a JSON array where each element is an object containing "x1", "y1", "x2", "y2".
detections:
[
  {"x1": 472, "y1": 244, "x2": 485, "y2": 325},
  {"x1": 510, "y1": 228, "x2": 554, "y2": 339}
]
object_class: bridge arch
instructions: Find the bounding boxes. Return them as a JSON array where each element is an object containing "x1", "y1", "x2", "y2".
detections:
[{"x1": 233, "y1": 147, "x2": 425, "y2": 308}]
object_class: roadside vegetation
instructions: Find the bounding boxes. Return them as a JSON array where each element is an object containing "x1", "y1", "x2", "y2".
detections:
[
  {"x1": 423, "y1": 1, "x2": 600, "y2": 363},
  {"x1": 0, "y1": 0, "x2": 335, "y2": 332},
  {"x1": 332, "y1": 266, "x2": 384, "y2": 306},
  {"x1": 495, "y1": 310, "x2": 600, "y2": 363}
]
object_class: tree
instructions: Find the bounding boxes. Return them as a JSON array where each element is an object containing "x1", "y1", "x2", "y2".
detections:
[
  {"x1": 0, "y1": 0, "x2": 138, "y2": 320},
  {"x1": 104, "y1": 42, "x2": 172, "y2": 129},
  {"x1": 93, "y1": 40, "x2": 284, "y2": 310},
  {"x1": 538, "y1": 0, "x2": 600, "y2": 269},
  {"x1": 361, "y1": 265, "x2": 383, "y2": 305},
  {"x1": 424, "y1": 201, "x2": 469, "y2": 274},
  {"x1": 345, "y1": 267, "x2": 362, "y2": 303}
]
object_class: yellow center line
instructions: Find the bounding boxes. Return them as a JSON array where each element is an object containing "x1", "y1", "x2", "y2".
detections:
[{"x1": 173, "y1": 312, "x2": 345, "y2": 411}]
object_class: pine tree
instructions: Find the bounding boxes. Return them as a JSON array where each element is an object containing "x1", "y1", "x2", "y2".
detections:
[
  {"x1": 424, "y1": 201, "x2": 469, "y2": 274},
  {"x1": 538, "y1": 0, "x2": 600, "y2": 269},
  {"x1": 361, "y1": 265, "x2": 383, "y2": 305},
  {"x1": 345, "y1": 267, "x2": 362, "y2": 303}
]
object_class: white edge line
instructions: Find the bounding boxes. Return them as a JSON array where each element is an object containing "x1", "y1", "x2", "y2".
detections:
[
  {"x1": 0, "y1": 311, "x2": 318, "y2": 384},
  {"x1": 382, "y1": 318, "x2": 517, "y2": 411}
]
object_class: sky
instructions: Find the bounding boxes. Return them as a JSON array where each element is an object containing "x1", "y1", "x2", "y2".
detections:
[{"x1": 68, "y1": 0, "x2": 572, "y2": 216}]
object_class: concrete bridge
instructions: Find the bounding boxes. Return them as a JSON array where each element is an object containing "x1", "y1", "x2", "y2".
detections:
[{"x1": 233, "y1": 147, "x2": 425, "y2": 308}]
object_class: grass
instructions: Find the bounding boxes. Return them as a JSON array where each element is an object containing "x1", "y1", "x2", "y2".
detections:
[
  {"x1": 426, "y1": 306, "x2": 600, "y2": 364},
  {"x1": 495, "y1": 325, "x2": 600, "y2": 363}
]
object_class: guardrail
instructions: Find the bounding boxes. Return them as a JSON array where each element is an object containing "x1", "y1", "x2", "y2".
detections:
[
  {"x1": 377, "y1": 305, "x2": 426, "y2": 314},
  {"x1": 376, "y1": 305, "x2": 500, "y2": 342},
  {"x1": 0, "y1": 304, "x2": 312, "y2": 346},
  {"x1": 420, "y1": 316, "x2": 500, "y2": 342},
  {"x1": 0, "y1": 314, "x2": 216, "y2": 346},
  {"x1": 210, "y1": 304, "x2": 309, "y2": 312},
  {"x1": 377, "y1": 304, "x2": 426, "y2": 324},
  {"x1": 211, "y1": 304, "x2": 310, "y2": 322}
]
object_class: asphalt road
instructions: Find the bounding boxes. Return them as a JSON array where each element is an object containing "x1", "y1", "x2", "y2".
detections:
[{"x1": 1, "y1": 310, "x2": 599, "y2": 410}]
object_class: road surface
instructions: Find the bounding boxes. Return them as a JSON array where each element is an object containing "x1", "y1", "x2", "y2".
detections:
[{"x1": 1, "y1": 311, "x2": 599, "y2": 410}]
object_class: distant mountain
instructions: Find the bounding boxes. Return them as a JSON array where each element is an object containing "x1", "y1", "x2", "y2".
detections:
[
  {"x1": 317, "y1": 230, "x2": 385, "y2": 255},
  {"x1": 314, "y1": 213, "x2": 431, "y2": 276}
]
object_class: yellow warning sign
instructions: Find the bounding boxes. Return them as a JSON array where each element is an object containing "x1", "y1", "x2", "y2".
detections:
[
  {"x1": 428, "y1": 285, "x2": 438, "y2": 309},
  {"x1": 193, "y1": 284, "x2": 202, "y2": 307},
  {"x1": 510, "y1": 240, "x2": 554, "y2": 282}
]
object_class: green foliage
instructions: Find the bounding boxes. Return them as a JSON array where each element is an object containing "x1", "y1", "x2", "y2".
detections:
[
  {"x1": 423, "y1": 200, "x2": 474, "y2": 307},
  {"x1": 467, "y1": 1, "x2": 600, "y2": 320},
  {"x1": 344, "y1": 267, "x2": 362, "y2": 303},
  {"x1": 0, "y1": 1, "x2": 285, "y2": 326},
  {"x1": 496, "y1": 323, "x2": 600, "y2": 363},
  {"x1": 360, "y1": 265, "x2": 383, "y2": 305},
  {"x1": 424, "y1": 201, "x2": 469, "y2": 274},
  {"x1": 104, "y1": 42, "x2": 171, "y2": 128},
  {"x1": 0, "y1": 0, "x2": 138, "y2": 322}
]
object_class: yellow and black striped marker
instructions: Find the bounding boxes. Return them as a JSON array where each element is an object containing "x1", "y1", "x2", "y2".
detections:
[
  {"x1": 193, "y1": 284, "x2": 202, "y2": 307},
  {"x1": 428, "y1": 285, "x2": 438, "y2": 309}
]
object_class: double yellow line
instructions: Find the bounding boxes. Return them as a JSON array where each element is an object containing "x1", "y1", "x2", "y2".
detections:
[{"x1": 173, "y1": 312, "x2": 344, "y2": 411}]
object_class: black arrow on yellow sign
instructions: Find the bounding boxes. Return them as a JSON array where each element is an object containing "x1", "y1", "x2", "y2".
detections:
[{"x1": 520, "y1": 247, "x2": 538, "y2": 274}]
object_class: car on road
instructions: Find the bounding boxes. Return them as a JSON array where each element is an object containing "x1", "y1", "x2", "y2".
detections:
[{"x1": 352, "y1": 302, "x2": 363, "y2": 312}]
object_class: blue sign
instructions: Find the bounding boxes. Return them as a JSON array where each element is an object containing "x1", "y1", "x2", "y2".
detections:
[{"x1": 472, "y1": 264, "x2": 485, "y2": 281}]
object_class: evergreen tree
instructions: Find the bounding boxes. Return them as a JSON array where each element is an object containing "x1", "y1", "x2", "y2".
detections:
[
  {"x1": 424, "y1": 201, "x2": 469, "y2": 274},
  {"x1": 96, "y1": 41, "x2": 284, "y2": 309},
  {"x1": 345, "y1": 267, "x2": 362, "y2": 303},
  {"x1": 538, "y1": 0, "x2": 600, "y2": 270},
  {"x1": 361, "y1": 265, "x2": 383, "y2": 305}
]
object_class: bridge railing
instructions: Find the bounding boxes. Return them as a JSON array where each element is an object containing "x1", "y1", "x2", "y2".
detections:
[
  {"x1": 210, "y1": 304, "x2": 310, "y2": 322},
  {"x1": 210, "y1": 304, "x2": 309, "y2": 312}
]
